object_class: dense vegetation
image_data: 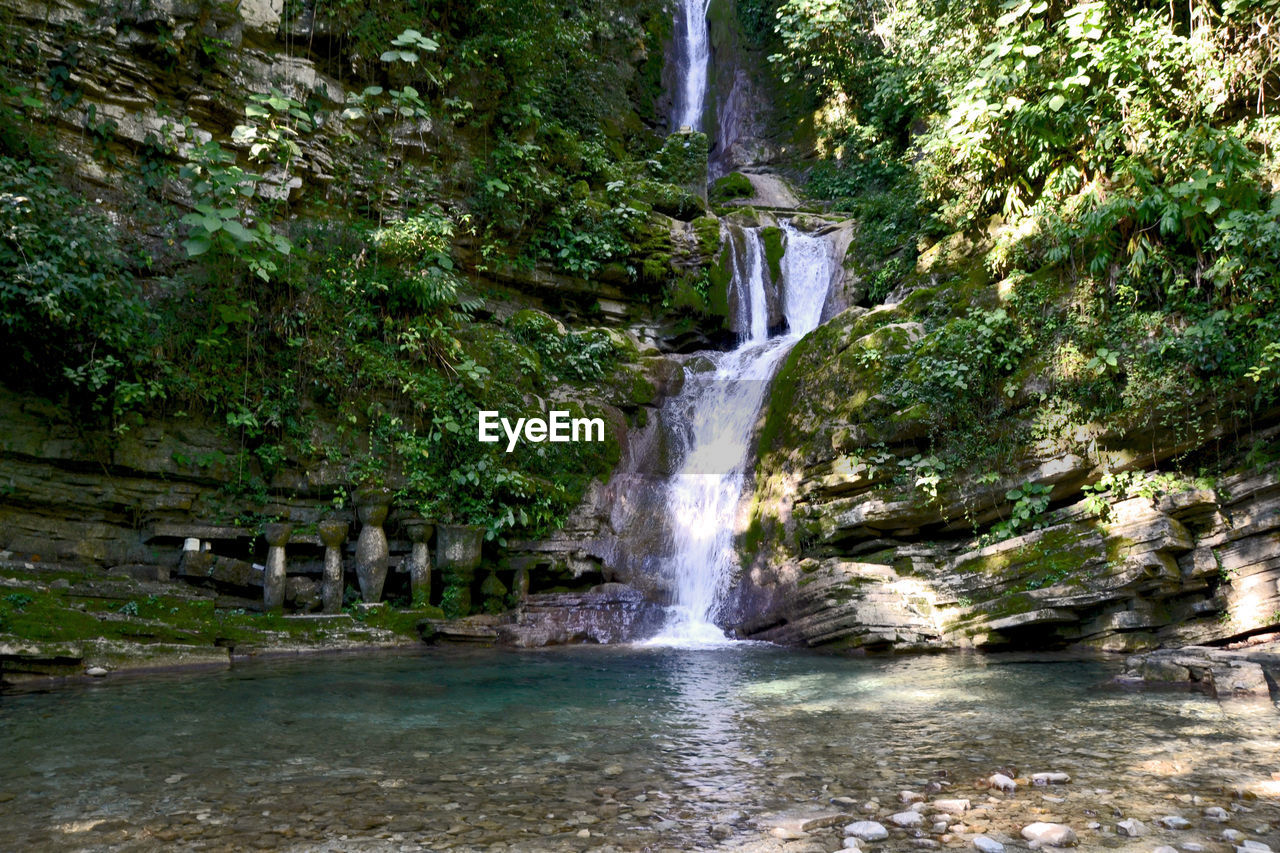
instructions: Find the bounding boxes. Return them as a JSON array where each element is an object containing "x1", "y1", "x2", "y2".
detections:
[
  {"x1": 2, "y1": 0, "x2": 1278, "y2": 573},
  {"x1": 0, "y1": 0, "x2": 701, "y2": 545},
  {"x1": 753, "y1": 0, "x2": 1280, "y2": 502}
]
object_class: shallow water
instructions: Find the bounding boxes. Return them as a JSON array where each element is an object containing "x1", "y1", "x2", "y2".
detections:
[{"x1": 1, "y1": 647, "x2": 1277, "y2": 851}]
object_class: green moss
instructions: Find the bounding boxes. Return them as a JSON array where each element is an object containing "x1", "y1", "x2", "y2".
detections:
[
  {"x1": 667, "y1": 278, "x2": 710, "y2": 314},
  {"x1": 757, "y1": 343, "x2": 803, "y2": 455},
  {"x1": 742, "y1": 512, "x2": 765, "y2": 556},
  {"x1": 862, "y1": 547, "x2": 898, "y2": 565},
  {"x1": 605, "y1": 362, "x2": 658, "y2": 407},
  {"x1": 706, "y1": 247, "x2": 733, "y2": 320},
  {"x1": 632, "y1": 178, "x2": 705, "y2": 220},
  {"x1": 761, "y1": 226, "x2": 784, "y2": 283},
  {"x1": 710, "y1": 172, "x2": 753, "y2": 202},
  {"x1": 692, "y1": 215, "x2": 721, "y2": 257},
  {"x1": 0, "y1": 575, "x2": 426, "y2": 653},
  {"x1": 633, "y1": 6, "x2": 674, "y2": 125},
  {"x1": 953, "y1": 526, "x2": 1100, "y2": 611},
  {"x1": 630, "y1": 215, "x2": 679, "y2": 290}
]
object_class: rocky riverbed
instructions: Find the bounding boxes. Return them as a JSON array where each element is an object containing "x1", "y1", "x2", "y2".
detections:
[{"x1": 2, "y1": 647, "x2": 1277, "y2": 852}]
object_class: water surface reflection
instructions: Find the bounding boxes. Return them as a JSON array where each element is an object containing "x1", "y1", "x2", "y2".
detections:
[{"x1": 0, "y1": 647, "x2": 1277, "y2": 851}]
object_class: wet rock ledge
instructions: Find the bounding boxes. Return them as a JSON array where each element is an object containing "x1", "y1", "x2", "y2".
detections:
[{"x1": 1115, "y1": 638, "x2": 1280, "y2": 698}]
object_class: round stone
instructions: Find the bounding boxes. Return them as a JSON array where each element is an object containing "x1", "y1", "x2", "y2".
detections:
[{"x1": 844, "y1": 821, "x2": 889, "y2": 841}]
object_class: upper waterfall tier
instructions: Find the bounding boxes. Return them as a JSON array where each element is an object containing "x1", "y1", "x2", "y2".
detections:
[{"x1": 672, "y1": 0, "x2": 711, "y2": 130}]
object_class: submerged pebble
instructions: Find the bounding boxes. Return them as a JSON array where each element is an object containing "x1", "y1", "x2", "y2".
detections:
[
  {"x1": 1021, "y1": 822, "x2": 1078, "y2": 847},
  {"x1": 844, "y1": 821, "x2": 888, "y2": 841}
]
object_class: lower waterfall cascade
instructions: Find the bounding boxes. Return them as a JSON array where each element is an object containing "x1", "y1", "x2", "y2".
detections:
[{"x1": 645, "y1": 221, "x2": 836, "y2": 645}]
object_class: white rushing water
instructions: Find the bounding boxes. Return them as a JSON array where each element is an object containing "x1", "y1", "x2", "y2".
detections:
[
  {"x1": 646, "y1": 222, "x2": 835, "y2": 646},
  {"x1": 672, "y1": 0, "x2": 711, "y2": 130}
]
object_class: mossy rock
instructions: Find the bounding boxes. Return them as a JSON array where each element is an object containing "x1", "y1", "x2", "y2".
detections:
[
  {"x1": 760, "y1": 226, "x2": 784, "y2": 283},
  {"x1": 710, "y1": 171, "x2": 753, "y2": 202},
  {"x1": 722, "y1": 206, "x2": 760, "y2": 227},
  {"x1": 692, "y1": 215, "x2": 721, "y2": 257},
  {"x1": 667, "y1": 277, "x2": 711, "y2": 315},
  {"x1": 706, "y1": 249, "x2": 733, "y2": 322},
  {"x1": 633, "y1": 178, "x2": 705, "y2": 221},
  {"x1": 915, "y1": 230, "x2": 990, "y2": 276},
  {"x1": 507, "y1": 308, "x2": 566, "y2": 338}
]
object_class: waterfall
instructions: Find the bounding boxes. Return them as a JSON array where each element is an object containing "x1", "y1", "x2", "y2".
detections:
[
  {"x1": 645, "y1": 221, "x2": 835, "y2": 645},
  {"x1": 672, "y1": 0, "x2": 711, "y2": 130}
]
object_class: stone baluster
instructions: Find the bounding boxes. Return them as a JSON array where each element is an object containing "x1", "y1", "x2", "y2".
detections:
[
  {"x1": 354, "y1": 488, "x2": 391, "y2": 603},
  {"x1": 318, "y1": 520, "x2": 349, "y2": 614},
  {"x1": 436, "y1": 523, "x2": 485, "y2": 616},
  {"x1": 512, "y1": 566, "x2": 531, "y2": 602},
  {"x1": 262, "y1": 523, "x2": 293, "y2": 612},
  {"x1": 402, "y1": 518, "x2": 435, "y2": 608}
]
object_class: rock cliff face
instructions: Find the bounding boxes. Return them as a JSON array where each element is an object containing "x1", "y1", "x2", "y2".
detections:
[
  {"x1": 729, "y1": 278, "x2": 1280, "y2": 652},
  {"x1": 4, "y1": 0, "x2": 337, "y2": 196},
  {"x1": 0, "y1": 0, "x2": 705, "y2": 600},
  {"x1": 730, "y1": 461, "x2": 1280, "y2": 652},
  {"x1": 3, "y1": 0, "x2": 1276, "y2": 658}
]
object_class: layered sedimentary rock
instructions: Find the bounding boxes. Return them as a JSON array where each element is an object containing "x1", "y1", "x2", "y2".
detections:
[
  {"x1": 732, "y1": 378, "x2": 1280, "y2": 652},
  {"x1": 735, "y1": 464, "x2": 1280, "y2": 651}
]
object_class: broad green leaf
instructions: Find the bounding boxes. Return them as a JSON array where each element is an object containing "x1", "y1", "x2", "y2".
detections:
[
  {"x1": 221, "y1": 220, "x2": 253, "y2": 243},
  {"x1": 183, "y1": 236, "x2": 213, "y2": 256}
]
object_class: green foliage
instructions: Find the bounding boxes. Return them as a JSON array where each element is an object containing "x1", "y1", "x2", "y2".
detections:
[
  {"x1": 535, "y1": 195, "x2": 646, "y2": 276},
  {"x1": 371, "y1": 206, "x2": 482, "y2": 367},
  {"x1": 1081, "y1": 469, "x2": 1213, "y2": 520},
  {"x1": 0, "y1": 155, "x2": 162, "y2": 429},
  {"x1": 898, "y1": 453, "x2": 947, "y2": 500},
  {"x1": 178, "y1": 140, "x2": 292, "y2": 282},
  {"x1": 508, "y1": 310, "x2": 621, "y2": 382},
  {"x1": 380, "y1": 28, "x2": 440, "y2": 67},
  {"x1": 654, "y1": 132, "x2": 709, "y2": 187},
  {"x1": 1085, "y1": 347, "x2": 1119, "y2": 376},
  {"x1": 772, "y1": 0, "x2": 1280, "y2": 371},
  {"x1": 630, "y1": 177, "x2": 704, "y2": 220},
  {"x1": 885, "y1": 306, "x2": 1028, "y2": 429},
  {"x1": 991, "y1": 482, "x2": 1053, "y2": 540},
  {"x1": 440, "y1": 583, "x2": 468, "y2": 619}
]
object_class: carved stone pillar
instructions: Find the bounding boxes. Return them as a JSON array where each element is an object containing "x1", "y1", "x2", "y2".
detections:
[
  {"x1": 318, "y1": 520, "x2": 349, "y2": 614},
  {"x1": 436, "y1": 523, "x2": 485, "y2": 617},
  {"x1": 512, "y1": 566, "x2": 531, "y2": 602},
  {"x1": 354, "y1": 488, "x2": 391, "y2": 603},
  {"x1": 262, "y1": 523, "x2": 293, "y2": 612},
  {"x1": 402, "y1": 518, "x2": 435, "y2": 608}
]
